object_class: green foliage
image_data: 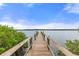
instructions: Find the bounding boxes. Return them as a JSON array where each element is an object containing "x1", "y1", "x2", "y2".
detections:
[
  {"x1": 65, "y1": 40, "x2": 79, "y2": 55},
  {"x1": 57, "y1": 50, "x2": 65, "y2": 56},
  {"x1": 23, "y1": 42, "x2": 28, "y2": 48},
  {"x1": 0, "y1": 48, "x2": 5, "y2": 54},
  {"x1": 0, "y1": 25, "x2": 27, "y2": 54}
]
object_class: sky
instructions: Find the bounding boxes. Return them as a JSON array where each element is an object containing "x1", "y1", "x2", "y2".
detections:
[{"x1": 0, "y1": 3, "x2": 79, "y2": 29}]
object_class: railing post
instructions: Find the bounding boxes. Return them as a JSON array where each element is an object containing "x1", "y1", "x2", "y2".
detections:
[
  {"x1": 47, "y1": 36, "x2": 55, "y2": 56},
  {"x1": 47, "y1": 37, "x2": 50, "y2": 45},
  {"x1": 34, "y1": 32, "x2": 37, "y2": 40},
  {"x1": 28, "y1": 37, "x2": 32, "y2": 49},
  {"x1": 24, "y1": 37, "x2": 32, "y2": 55},
  {"x1": 34, "y1": 31, "x2": 38, "y2": 40},
  {"x1": 30, "y1": 38, "x2": 32, "y2": 48}
]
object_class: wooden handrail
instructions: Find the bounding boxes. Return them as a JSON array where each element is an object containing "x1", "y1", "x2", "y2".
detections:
[
  {"x1": 0, "y1": 37, "x2": 32, "y2": 56},
  {"x1": 1, "y1": 31, "x2": 77, "y2": 56},
  {"x1": 48, "y1": 45, "x2": 55, "y2": 56},
  {"x1": 47, "y1": 37, "x2": 77, "y2": 56},
  {"x1": 42, "y1": 32, "x2": 55, "y2": 55},
  {"x1": 42, "y1": 32, "x2": 77, "y2": 56}
]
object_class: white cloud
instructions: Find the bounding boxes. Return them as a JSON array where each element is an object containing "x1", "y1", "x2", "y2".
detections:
[
  {"x1": 0, "y1": 16, "x2": 30, "y2": 29},
  {"x1": 0, "y1": 3, "x2": 7, "y2": 9},
  {"x1": 30, "y1": 22, "x2": 79, "y2": 29},
  {"x1": 0, "y1": 3, "x2": 4, "y2": 6},
  {"x1": 64, "y1": 4, "x2": 79, "y2": 13},
  {"x1": 27, "y1": 3, "x2": 34, "y2": 7},
  {"x1": 0, "y1": 16, "x2": 79, "y2": 29},
  {"x1": 23, "y1": 3, "x2": 34, "y2": 8}
]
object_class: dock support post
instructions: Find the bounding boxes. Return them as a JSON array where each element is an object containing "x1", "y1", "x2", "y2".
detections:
[
  {"x1": 28, "y1": 37, "x2": 32, "y2": 50},
  {"x1": 29, "y1": 38, "x2": 32, "y2": 48},
  {"x1": 47, "y1": 37, "x2": 55, "y2": 56},
  {"x1": 47, "y1": 38, "x2": 50, "y2": 46}
]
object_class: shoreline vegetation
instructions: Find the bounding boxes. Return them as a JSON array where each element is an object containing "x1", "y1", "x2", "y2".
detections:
[
  {"x1": 0, "y1": 25, "x2": 27, "y2": 55},
  {"x1": 65, "y1": 40, "x2": 79, "y2": 55},
  {"x1": 58, "y1": 40, "x2": 79, "y2": 55}
]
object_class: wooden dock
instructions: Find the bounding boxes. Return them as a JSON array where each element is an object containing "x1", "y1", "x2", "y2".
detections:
[
  {"x1": 0, "y1": 31, "x2": 76, "y2": 56},
  {"x1": 26, "y1": 31, "x2": 52, "y2": 56}
]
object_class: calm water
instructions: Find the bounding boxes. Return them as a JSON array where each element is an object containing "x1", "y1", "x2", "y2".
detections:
[
  {"x1": 44, "y1": 31, "x2": 79, "y2": 46},
  {"x1": 19, "y1": 30, "x2": 79, "y2": 55},
  {"x1": 44, "y1": 31, "x2": 79, "y2": 55},
  {"x1": 19, "y1": 30, "x2": 79, "y2": 46},
  {"x1": 18, "y1": 31, "x2": 37, "y2": 40},
  {"x1": 18, "y1": 31, "x2": 79, "y2": 45}
]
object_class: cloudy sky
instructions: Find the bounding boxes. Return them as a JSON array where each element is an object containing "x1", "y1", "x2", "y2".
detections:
[{"x1": 0, "y1": 3, "x2": 79, "y2": 29}]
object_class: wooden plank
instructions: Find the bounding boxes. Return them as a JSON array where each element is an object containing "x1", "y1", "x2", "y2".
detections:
[
  {"x1": 43, "y1": 33, "x2": 54, "y2": 56},
  {"x1": 26, "y1": 31, "x2": 52, "y2": 56},
  {"x1": 0, "y1": 37, "x2": 31, "y2": 56}
]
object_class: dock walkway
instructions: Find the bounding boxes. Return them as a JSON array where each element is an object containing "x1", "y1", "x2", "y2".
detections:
[{"x1": 26, "y1": 31, "x2": 52, "y2": 56}]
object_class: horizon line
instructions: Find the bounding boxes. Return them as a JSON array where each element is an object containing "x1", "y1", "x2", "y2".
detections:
[{"x1": 16, "y1": 29, "x2": 79, "y2": 31}]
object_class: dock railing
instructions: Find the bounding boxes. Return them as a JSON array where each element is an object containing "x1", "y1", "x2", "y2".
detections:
[
  {"x1": 0, "y1": 31, "x2": 39, "y2": 56},
  {"x1": 0, "y1": 31, "x2": 77, "y2": 56},
  {"x1": 0, "y1": 37, "x2": 33, "y2": 56},
  {"x1": 42, "y1": 32, "x2": 77, "y2": 56}
]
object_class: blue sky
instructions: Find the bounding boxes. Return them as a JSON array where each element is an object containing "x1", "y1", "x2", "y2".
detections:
[{"x1": 0, "y1": 3, "x2": 79, "y2": 29}]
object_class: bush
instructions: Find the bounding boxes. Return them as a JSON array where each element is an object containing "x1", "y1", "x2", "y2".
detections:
[
  {"x1": 57, "y1": 50, "x2": 65, "y2": 56},
  {"x1": 65, "y1": 40, "x2": 79, "y2": 55},
  {"x1": 57, "y1": 40, "x2": 79, "y2": 55},
  {"x1": 0, "y1": 25, "x2": 27, "y2": 54},
  {"x1": 0, "y1": 48, "x2": 5, "y2": 54}
]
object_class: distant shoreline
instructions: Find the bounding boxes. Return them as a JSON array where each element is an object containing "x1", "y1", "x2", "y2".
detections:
[{"x1": 16, "y1": 29, "x2": 79, "y2": 31}]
